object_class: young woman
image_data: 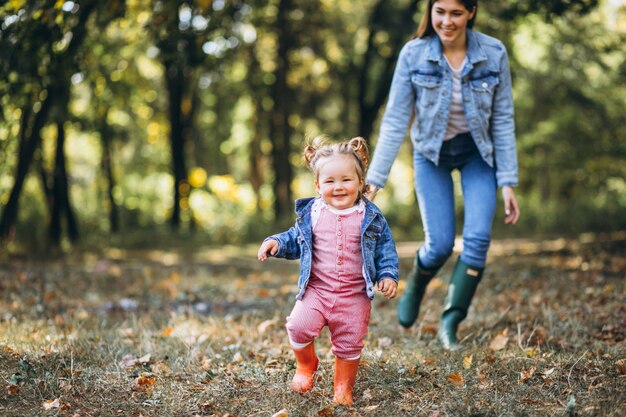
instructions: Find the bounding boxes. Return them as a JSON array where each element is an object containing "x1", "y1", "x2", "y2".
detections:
[
  {"x1": 259, "y1": 137, "x2": 398, "y2": 405},
  {"x1": 366, "y1": 0, "x2": 520, "y2": 350}
]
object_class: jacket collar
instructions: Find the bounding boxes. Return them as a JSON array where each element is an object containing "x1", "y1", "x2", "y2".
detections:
[
  {"x1": 294, "y1": 197, "x2": 381, "y2": 217},
  {"x1": 426, "y1": 30, "x2": 487, "y2": 66}
]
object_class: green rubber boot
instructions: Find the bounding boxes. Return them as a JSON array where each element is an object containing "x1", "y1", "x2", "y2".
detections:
[
  {"x1": 437, "y1": 258, "x2": 483, "y2": 350},
  {"x1": 397, "y1": 256, "x2": 439, "y2": 328}
]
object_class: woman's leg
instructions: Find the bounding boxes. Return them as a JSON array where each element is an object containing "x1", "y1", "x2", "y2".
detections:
[
  {"x1": 460, "y1": 156, "x2": 497, "y2": 267},
  {"x1": 397, "y1": 149, "x2": 456, "y2": 327},
  {"x1": 413, "y1": 149, "x2": 456, "y2": 270},
  {"x1": 438, "y1": 141, "x2": 496, "y2": 349}
]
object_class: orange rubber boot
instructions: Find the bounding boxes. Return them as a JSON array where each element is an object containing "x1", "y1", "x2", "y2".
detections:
[
  {"x1": 291, "y1": 342, "x2": 319, "y2": 393},
  {"x1": 333, "y1": 357, "x2": 360, "y2": 406}
]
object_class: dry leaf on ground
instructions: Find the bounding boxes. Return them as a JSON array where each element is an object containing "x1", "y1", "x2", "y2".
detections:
[
  {"x1": 43, "y1": 399, "x2": 62, "y2": 410},
  {"x1": 447, "y1": 373, "x2": 464, "y2": 387},
  {"x1": 133, "y1": 374, "x2": 157, "y2": 392},
  {"x1": 272, "y1": 409, "x2": 289, "y2": 417},
  {"x1": 463, "y1": 355, "x2": 473, "y2": 369},
  {"x1": 489, "y1": 333, "x2": 509, "y2": 351},
  {"x1": 519, "y1": 366, "x2": 537, "y2": 383},
  {"x1": 258, "y1": 319, "x2": 278, "y2": 334}
]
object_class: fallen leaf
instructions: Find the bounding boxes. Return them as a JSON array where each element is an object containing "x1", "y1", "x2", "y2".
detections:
[
  {"x1": 362, "y1": 405, "x2": 379, "y2": 411},
  {"x1": 447, "y1": 373, "x2": 464, "y2": 387},
  {"x1": 318, "y1": 405, "x2": 335, "y2": 416},
  {"x1": 423, "y1": 357, "x2": 437, "y2": 366},
  {"x1": 420, "y1": 324, "x2": 438, "y2": 336},
  {"x1": 362, "y1": 388, "x2": 373, "y2": 400},
  {"x1": 7, "y1": 384, "x2": 19, "y2": 395},
  {"x1": 161, "y1": 327, "x2": 174, "y2": 337},
  {"x1": 133, "y1": 374, "x2": 157, "y2": 392},
  {"x1": 541, "y1": 367, "x2": 556, "y2": 378},
  {"x1": 258, "y1": 319, "x2": 278, "y2": 334},
  {"x1": 138, "y1": 354, "x2": 152, "y2": 364},
  {"x1": 616, "y1": 358, "x2": 626, "y2": 375},
  {"x1": 519, "y1": 366, "x2": 536, "y2": 383},
  {"x1": 120, "y1": 354, "x2": 137, "y2": 368},
  {"x1": 118, "y1": 328, "x2": 134, "y2": 338},
  {"x1": 272, "y1": 409, "x2": 289, "y2": 417},
  {"x1": 463, "y1": 355, "x2": 473, "y2": 370},
  {"x1": 489, "y1": 334, "x2": 509, "y2": 351},
  {"x1": 43, "y1": 398, "x2": 62, "y2": 410},
  {"x1": 378, "y1": 337, "x2": 392, "y2": 347}
]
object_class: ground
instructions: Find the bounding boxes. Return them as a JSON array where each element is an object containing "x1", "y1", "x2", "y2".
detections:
[{"x1": 1, "y1": 232, "x2": 625, "y2": 416}]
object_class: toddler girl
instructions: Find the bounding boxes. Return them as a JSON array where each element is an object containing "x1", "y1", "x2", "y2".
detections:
[{"x1": 258, "y1": 136, "x2": 399, "y2": 406}]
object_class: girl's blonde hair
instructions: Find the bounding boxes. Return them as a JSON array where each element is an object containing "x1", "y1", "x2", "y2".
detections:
[{"x1": 303, "y1": 136, "x2": 371, "y2": 197}]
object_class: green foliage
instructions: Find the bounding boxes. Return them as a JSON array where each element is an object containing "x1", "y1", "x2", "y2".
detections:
[{"x1": 1, "y1": 0, "x2": 625, "y2": 247}]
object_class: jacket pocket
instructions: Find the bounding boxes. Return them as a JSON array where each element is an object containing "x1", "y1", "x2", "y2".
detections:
[
  {"x1": 411, "y1": 71, "x2": 442, "y2": 106},
  {"x1": 469, "y1": 73, "x2": 499, "y2": 111}
]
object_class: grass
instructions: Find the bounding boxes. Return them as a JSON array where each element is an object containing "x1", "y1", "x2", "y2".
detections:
[{"x1": 1, "y1": 232, "x2": 625, "y2": 416}]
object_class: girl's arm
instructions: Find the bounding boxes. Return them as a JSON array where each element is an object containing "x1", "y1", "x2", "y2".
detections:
[
  {"x1": 373, "y1": 219, "x2": 399, "y2": 284},
  {"x1": 261, "y1": 226, "x2": 302, "y2": 260}
]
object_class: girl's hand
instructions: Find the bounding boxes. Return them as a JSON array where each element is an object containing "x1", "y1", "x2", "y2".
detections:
[
  {"x1": 378, "y1": 278, "x2": 398, "y2": 300},
  {"x1": 258, "y1": 239, "x2": 279, "y2": 261},
  {"x1": 501, "y1": 186, "x2": 520, "y2": 225},
  {"x1": 364, "y1": 185, "x2": 379, "y2": 201}
]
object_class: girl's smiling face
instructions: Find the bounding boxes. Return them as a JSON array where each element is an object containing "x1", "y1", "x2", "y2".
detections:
[
  {"x1": 315, "y1": 155, "x2": 363, "y2": 210},
  {"x1": 431, "y1": 0, "x2": 476, "y2": 48}
]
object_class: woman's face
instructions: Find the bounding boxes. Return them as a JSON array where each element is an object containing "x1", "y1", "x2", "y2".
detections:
[{"x1": 431, "y1": 0, "x2": 476, "y2": 48}]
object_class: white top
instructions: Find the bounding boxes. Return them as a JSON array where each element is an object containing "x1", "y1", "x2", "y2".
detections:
[
  {"x1": 310, "y1": 197, "x2": 366, "y2": 228},
  {"x1": 444, "y1": 56, "x2": 470, "y2": 141}
]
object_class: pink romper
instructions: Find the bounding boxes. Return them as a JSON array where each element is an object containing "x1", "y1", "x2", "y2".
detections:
[{"x1": 285, "y1": 201, "x2": 371, "y2": 359}]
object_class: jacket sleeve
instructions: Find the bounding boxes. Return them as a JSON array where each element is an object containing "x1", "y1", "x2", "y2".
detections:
[
  {"x1": 374, "y1": 219, "x2": 399, "y2": 283},
  {"x1": 366, "y1": 42, "x2": 415, "y2": 189},
  {"x1": 491, "y1": 46, "x2": 519, "y2": 187},
  {"x1": 265, "y1": 225, "x2": 301, "y2": 260}
]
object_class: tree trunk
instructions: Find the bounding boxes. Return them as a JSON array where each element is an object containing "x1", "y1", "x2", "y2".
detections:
[
  {"x1": 100, "y1": 127, "x2": 119, "y2": 233},
  {"x1": 50, "y1": 121, "x2": 79, "y2": 244},
  {"x1": 357, "y1": 0, "x2": 421, "y2": 142},
  {"x1": 270, "y1": 0, "x2": 295, "y2": 221},
  {"x1": 0, "y1": 0, "x2": 96, "y2": 240},
  {"x1": 165, "y1": 62, "x2": 188, "y2": 229},
  {"x1": 0, "y1": 93, "x2": 53, "y2": 239}
]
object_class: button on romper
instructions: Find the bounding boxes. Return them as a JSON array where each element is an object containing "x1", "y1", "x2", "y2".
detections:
[{"x1": 286, "y1": 203, "x2": 371, "y2": 359}]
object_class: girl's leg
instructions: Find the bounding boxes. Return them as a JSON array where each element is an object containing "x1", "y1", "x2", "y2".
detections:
[
  {"x1": 327, "y1": 295, "x2": 370, "y2": 406},
  {"x1": 285, "y1": 291, "x2": 327, "y2": 392},
  {"x1": 285, "y1": 292, "x2": 327, "y2": 346}
]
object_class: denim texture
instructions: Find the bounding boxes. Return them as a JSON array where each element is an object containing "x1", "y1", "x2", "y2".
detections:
[
  {"x1": 266, "y1": 197, "x2": 399, "y2": 300},
  {"x1": 367, "y1": 30, "x2": 518, "y2": 188},
  {"x1": 414, "y1": 133, "x2": 496, "y2": 268}
]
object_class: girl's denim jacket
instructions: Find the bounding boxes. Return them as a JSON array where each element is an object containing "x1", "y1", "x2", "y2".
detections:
[
  {"x1": 367, "y1": 30, "x2": 518, "y2": 188},
  {"x1": 266, "y1": 197, "x2": 399, "y2": 300}
]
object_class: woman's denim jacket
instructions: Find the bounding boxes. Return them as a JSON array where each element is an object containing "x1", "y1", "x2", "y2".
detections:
[
  {"x1": 266, "y1": 197, "x2": 399, "y2": 300},
  {"x1": 367, "y1": 30, "x2": 518, "y2": 188}
]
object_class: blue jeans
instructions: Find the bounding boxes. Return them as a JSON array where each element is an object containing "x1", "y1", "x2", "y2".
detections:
[{"x1": 414, "y1": 133, "x2": 497, "y2": 269}]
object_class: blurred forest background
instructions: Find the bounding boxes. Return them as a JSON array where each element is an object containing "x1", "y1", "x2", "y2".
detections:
[{"x1": 1, "y1": 0, "x2": 625, "y2": 251}]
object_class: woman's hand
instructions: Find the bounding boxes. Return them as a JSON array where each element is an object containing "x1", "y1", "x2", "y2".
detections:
[
  {"x1": 258, "y1": 239, "x2": 279, "y2": 261},
  {"x1": 364, "y1": 185, "x2": 379, "y2": 201},
  {"x1": 378, "y1": 278, "x2": 398, "y2": 299},
  {"x1": 501, "y1": 186, "x2": 520, "y2": 225}
]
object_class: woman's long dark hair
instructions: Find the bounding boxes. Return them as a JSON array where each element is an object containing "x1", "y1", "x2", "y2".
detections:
[{"x1": 415, "y1": 0, "x2": 477, "y2": 38}]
